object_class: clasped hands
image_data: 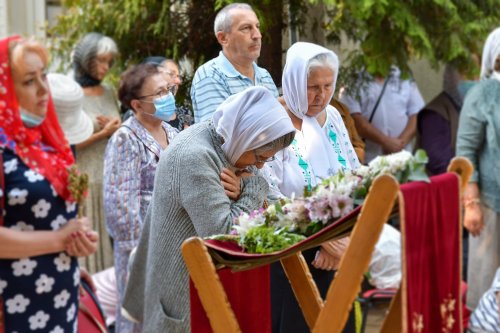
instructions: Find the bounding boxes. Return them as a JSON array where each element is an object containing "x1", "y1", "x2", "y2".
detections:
[
  {"x1": 312, "y1": 237, "x2": 350, "y2": 271},
  {"x1": 58, "y1": 217, "x2": 99, "y2": 257}
]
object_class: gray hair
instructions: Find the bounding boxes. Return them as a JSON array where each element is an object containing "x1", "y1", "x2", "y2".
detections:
[
  {"x1": 97, "y1": 35, "x2": 118, "y2": 56},
  {"x1": 254, "y1": 131, "x2": 295, "y2": 154},
  {"x1": 306, "y1": 52, "x2": 339, "y2": 92},
  {"x1": 306, "y1": 52, "x2": 339, "y2": 78},
  {"x1": 214, "y1": 3, "x2": 253, "y2": 36}
]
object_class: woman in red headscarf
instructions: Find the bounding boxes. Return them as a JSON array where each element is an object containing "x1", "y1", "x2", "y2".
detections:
[{"x1": 0, "y1": 36, "x2": 99, "y2": 332}]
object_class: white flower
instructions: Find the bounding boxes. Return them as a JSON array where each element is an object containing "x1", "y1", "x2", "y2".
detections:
[
  {"x1": 35, "y1": 274, "x2": 55, "y2": 294},
  {"x1": 50, "y1": 215, "x2": 67, "y2": 230},
  {"x1": 29, "y1": 310, "x2": 50, "y2": 330},
  {"x1": 54, "y1": 289, "x2": 70, "y2": 308},
  {"x1": 8, "y1": 188, "x2": 28, "y2": 206},
  {"x1": 12, "y1": 258, "x2": 37, "y2": 276},
  {"x1": 24, "y1": 169, "x2": 44, "y2": 182},
  {"x1": 10, "y1": 221, "x2": 34, "y2": 231},
  {"x1": 73, "y1": 266, "x2": 80, "y2": 287},
  {"x1": 0, "y1": 279, "x2": 7, "y2": 293},
  {"x1": 54, "y1": 253, "x2": 71, "y2": 272},
  {"x1": 6, "y1": 294, "x2": 30, "y2": 314},
  {"x1": 66, "y1": 303, "x2": 76, "y2": 322},
  {"x1": 50, "y1": 326, "x2": 64, "y2": 333},
  {"x1": 32, "y1": 199, "x2": 51, "y2": 218},
  {"x1": 233, "y1": 212, "x2": 266, "y2": 236},
  {"x1": 4, "y1": 158, "x2": 18, "y2": 174},
  {"x1": 65, "y1": 201, "x2": 76, "y2": 213}
]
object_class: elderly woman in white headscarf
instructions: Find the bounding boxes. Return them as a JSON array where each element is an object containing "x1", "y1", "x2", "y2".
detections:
[
  {"x1": 121, "y1": 86, "x2": 295, "y2": 332},
  {"x1": 264, "y1": 42, "x2": 360, "y2": 333},
  {"x1": 456, "y1": 27, "x2": 500, "y2": 312}
]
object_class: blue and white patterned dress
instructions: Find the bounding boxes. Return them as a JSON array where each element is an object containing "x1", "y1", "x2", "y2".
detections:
[{"x1": 0, "y1": 149, "x2": 79, "y2": 332}]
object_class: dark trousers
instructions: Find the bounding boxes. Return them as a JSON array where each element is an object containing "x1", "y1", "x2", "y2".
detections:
[{"x1": 271, "y1": 247, "x2": 357, "y2": 333}]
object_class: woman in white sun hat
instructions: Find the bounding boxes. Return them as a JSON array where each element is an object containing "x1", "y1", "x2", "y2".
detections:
[{"x1": 47, "y1": 73, "x2": 93, "y2": 152}]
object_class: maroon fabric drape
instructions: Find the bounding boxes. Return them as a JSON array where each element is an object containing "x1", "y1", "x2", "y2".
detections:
[
  {"x1": 400, "y1": 173, "x2": 462, "y2": 333},
  {"x1": 190, "y1": 266, "x2": 271, "y2": 333}
]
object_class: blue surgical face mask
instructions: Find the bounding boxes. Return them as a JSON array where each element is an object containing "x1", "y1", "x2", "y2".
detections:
[
  {"x1": 151, "y1": 93, "x2": 176, "y2": 122},
  {"x1": 457, "y1": 80, "x2": 476, "y2": 99},
  {"x1": 20, "y1": 108, "x2": 45, "y2": 128}
]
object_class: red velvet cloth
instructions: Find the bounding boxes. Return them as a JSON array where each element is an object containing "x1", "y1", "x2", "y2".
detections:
[
  {"x1": 190, "y1": 265, "x2": 271, "y2": 333},
  {"x1": 400, "y1": 173, "x2": 462, "y2": 332}
]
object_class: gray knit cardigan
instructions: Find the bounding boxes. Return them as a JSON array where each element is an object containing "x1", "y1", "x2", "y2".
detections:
[{"x1": 122, "y1": 121, "x2": 269, "y2": 332}]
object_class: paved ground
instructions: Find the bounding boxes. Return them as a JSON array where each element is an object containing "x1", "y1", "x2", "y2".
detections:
[{"x1": 364, "y1": 302, "x2": 390, "y2": 333}]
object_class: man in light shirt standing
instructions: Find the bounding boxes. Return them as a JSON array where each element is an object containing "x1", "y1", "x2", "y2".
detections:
[
  {"x1": 341, "y1": 67, "x2": 424, "y2": 163},
  {"x1": 190, "y1": 2, "x2": 278, "y2": 122}
]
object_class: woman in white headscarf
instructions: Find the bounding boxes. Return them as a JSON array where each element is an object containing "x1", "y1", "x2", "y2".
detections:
[
  {"x1": 456, "y1": 27, "x2": 500, "y2": 313},
  {"x1": 264, "y1": 42, "x2": 360, "y2": 333},
  {"x1": 121, "y1": 86, "x2": 295, "y2": 332}
]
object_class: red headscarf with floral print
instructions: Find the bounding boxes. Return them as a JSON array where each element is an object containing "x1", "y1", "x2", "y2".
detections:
[{"x1": 0, "y1": 35, "x2": 75, "y2": 201}]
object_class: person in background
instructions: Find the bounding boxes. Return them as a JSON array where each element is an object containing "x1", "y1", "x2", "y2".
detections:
[
  {"x1": 416, "y1": 64, "x2": 477, "y2": 175},
  {"x1": 456, "y1": 26, "x2": 500, "y2": 310},
  {"x1": 142, "y1": 56, "x2": 193, "y2": 130},
  {"x1": 103, "y1": 63, "x2": 179, "y2": 333},
  {"x1": 72, "y1": 32, "x2": 121, "y2": 274},
  {"x1": 264, "y1": 42, "x2": 359, "y2": 333},
  {"x1": 122, "y1": 87, "x2": 295, "y2": 332},
  {"x1": 341, "y1": 66, "x2": 425, "y2": 163},
  {"x1": 47, "y1": 73, "x2": 93, "y2": 156},
  {"x1": 0, "y1": 35, "x2": 98, "y2": 332},
  {"x1": 190, "y1": 2, "x2": 278, "y2": 122}
]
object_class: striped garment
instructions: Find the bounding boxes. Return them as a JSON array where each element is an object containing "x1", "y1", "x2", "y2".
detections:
[
  {"x1": 469, "y1": 268, "x2": 500, "y2": 333},
  {"x1": 190, "y1": 51, "x2": 278, "y2": 122}
]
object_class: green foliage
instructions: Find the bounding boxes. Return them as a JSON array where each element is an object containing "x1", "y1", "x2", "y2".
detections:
[
  {"x1": 48, "y1": 0, "x2": 498, "y2": 101},
  {"x1": 322, "y1": 0, "x2": 499, "y2": 82},
  {"x1": 241, "y1": 225, "x2": 306, "y2": 254}
]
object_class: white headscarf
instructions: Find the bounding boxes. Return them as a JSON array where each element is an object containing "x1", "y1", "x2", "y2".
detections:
[
  {"x1": 282, "y1": 42, "x2": 339, "y2": 118},
  {"x1": 212, "y1": 86, "x2": 295, "y2": 165},
  {"x1": 282, "y1": 42, "x2": 342, "y2": 179},
  {"x1": 481, "y1": 27, "x2": 500, "y2": 79}
]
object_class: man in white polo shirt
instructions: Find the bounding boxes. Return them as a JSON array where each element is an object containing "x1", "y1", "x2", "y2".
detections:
[{"x1": 190, "y1": 2, "x2": 278, "y2": 122}]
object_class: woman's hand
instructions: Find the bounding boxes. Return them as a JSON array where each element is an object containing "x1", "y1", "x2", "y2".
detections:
[
  {"x1": 101, "y1": 117, "x2": 121, "y2": 137},
  {"x1": 96, "y1": 115, "x2": 111, "y2": 129},
  {"x1": 221, "y1": 168, "x2": 241, "y2": 200},
  {"x1": 464, "y1": 204, "x2": 484, "y2": 237},
  {"x1": 312, "y1": 247, "x2": 340, "y2": 271},
  {"x1": 312, "y1": 237, "x2": 350, "y2": 270},
  {"x1": 79, "y1": 267, "x2": 97, "y2": 294},
  {"x1": 463, "y1": 182, "x2": 483, "y2": 237},
  {"x1": 65, "y1": 230, "x2": 99, "y2": 257}
]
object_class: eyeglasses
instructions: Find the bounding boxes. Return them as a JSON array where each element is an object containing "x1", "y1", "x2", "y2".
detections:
[
  {"x1": 254, "y1": 150, "x2": 276, "y2": 164},
  {"x1": 137, "y1": 85, "x2": 174, "y2": 100},
  {"x1": 158, "y1": 67, "x2": 183, "y2": 82}
]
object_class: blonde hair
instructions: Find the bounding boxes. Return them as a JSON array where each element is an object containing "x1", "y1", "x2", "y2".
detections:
[{"x1": 9, "y1": 38, "x2": 49, "y2": 72}]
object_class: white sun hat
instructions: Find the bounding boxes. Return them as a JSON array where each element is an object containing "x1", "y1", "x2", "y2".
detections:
[{"x1": 48, "y1": 73, "x2": 93, "y2": 145}]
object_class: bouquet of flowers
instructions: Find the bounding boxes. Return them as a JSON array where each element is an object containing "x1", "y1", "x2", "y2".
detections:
[
  {"x1": 67, "y1": 165, "x2": 89, "y2": 218},
  {"x1": 209, "y1": 150, "x2": 429, "y2": 254}
]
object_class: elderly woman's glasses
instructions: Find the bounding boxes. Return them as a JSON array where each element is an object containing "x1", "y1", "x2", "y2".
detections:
[
  {"x1": 254, "y1": 150, "x2": 276, "y2": 163},
  {"x1": 138, "y1": 85, "x2": 174, "y2": 100},
  {"x1": 159, "y1": 67, "x2": 183, "y2": 82}
]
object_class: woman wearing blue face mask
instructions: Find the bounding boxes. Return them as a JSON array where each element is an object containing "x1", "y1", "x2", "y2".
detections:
[{"x1": 102, "y1": 63, "x2": 179, "y2": 333}]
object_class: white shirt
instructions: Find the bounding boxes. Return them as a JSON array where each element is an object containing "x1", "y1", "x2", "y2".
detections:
[
  {"x1": 341, "y1": 71, "x2": 424, "y2": 162},
  {"x1": 264, "y1": 106, "x2": 360, "y2": 199}
]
